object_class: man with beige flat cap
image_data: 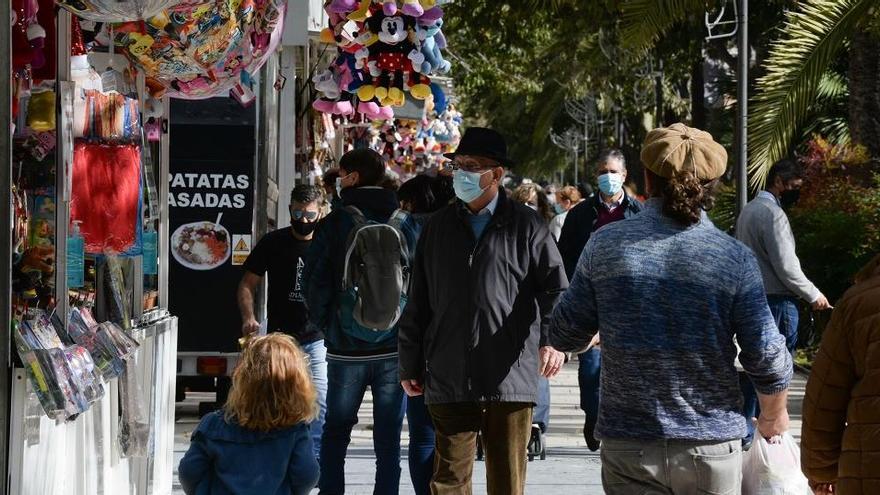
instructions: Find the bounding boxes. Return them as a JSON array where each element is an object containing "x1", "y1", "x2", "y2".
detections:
[{"x1": 549, "y1": 123, "x2": 793, "y2": 494}]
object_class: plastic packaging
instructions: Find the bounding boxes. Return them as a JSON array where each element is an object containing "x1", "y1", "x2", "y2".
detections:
[
  {"x1": 70, "y1": 141, "x2": 142, "y2": 255},
  {"x1": 742, "y1": 433, "x2": 812, "y2": 495},
  {"x1": 118, "y1": 357, "x2": 152, "y2": 457},
  {"x1": 142, "y1": 228, "x2": 158, "y2": 276},
  {"x1": 68, "y1": 307, "x2": 125, "y2": 379},
  {"x1": 67, "y1": 220, "x2": 85, "y2": 289},
  {"x1": 74, "y1": 90, "x2": 140, "y2": 141},
  {"x1": 26, "y1": 89, "x2": 55, "y2": 131}
]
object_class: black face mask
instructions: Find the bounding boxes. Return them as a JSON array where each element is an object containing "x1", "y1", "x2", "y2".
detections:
[
  {"x1": 291, "y1": 220, "x2": 318, "y2": 237},
  {"x1": 780, "y1": 189, "x2": 801, "y2": 209}
]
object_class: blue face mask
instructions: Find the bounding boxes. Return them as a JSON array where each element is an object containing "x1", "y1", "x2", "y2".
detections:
[
  {"x1": 597, "y1": 173, "x2": 624, "y2": 196},
  {"x1": 453, "y1": 169, "x2": 490, "y2": 203}
]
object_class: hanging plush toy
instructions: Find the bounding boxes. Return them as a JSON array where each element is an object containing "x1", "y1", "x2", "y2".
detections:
[
  {"x1": 416, "y1": 18, "x2": 450, "y2": 75},
  {"x1": 355, "y1": 11, "x2": 430, "y2": 107}
]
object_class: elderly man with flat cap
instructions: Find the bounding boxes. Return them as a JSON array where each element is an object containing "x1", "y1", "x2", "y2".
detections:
[
  {"x1": 549, "y1": 123, "x2": 793, "y2": 494},
  {"x1": 398, "y1": 127, "x2": 568, "y2": 495}
]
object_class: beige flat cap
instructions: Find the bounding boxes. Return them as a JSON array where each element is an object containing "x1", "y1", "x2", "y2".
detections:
[{"x1": 640, "y1": 123, "x2": 728, "y2": 181}]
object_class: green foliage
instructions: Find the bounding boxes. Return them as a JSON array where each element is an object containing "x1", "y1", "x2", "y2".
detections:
[
  {"x1": 619, "y1": 0, "x2": 713, "y2": 51},
  {"x1": 748, "y1": 0, "x2": 874, "y2": 189},
  {"x1": 789, "y1": 137, "x2": 880, "y2": 302},
  {"x1": 707, "y1": 183, "x2": 736, "y2": 233}
]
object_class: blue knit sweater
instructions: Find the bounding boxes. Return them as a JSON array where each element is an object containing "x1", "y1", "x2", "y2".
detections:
[{"x1": 549, "y1": 199, "x2": 792, "y2": 441}]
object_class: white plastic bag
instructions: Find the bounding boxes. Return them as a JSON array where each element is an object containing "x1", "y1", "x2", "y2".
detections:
[{"x1": 742, "y1": 432, "x2": 812, "y2": 495}]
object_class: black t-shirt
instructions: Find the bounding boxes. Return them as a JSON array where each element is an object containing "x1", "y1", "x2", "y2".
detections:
[{"x1": 242, "y1": 228, "x2": 322, "y2": 344}]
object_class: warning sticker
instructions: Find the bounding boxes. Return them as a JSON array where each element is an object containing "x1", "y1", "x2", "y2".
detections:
[{"x1": 232, "y1": 234, "x2": 252, "y2": 265}]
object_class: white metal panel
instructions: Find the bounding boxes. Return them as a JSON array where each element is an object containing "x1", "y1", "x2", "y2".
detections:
[{"x1": 8, "y1": 317, "x2": 177, "y2": 495}]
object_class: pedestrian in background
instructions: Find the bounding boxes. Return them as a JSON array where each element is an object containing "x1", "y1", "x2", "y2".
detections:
[
  {"x1": 395, "y1": 174, "x2": 447, "y2": 495},
  {"x1": 398, "y1": 128, "x2": 568, "y2": 495},
  {"x1": 512, "y1": 182, "x2": 555, "y2": 224},
  {"x1": 735, "y1": 158, "x2": 832, "y2": 448},
  {"x1": 511, "y1": 180, "x2": 558, "y2": 438},
  {"x1": 550, "y1": 123, "x2": 793, "y2": 494},
  {"x1": 556, "y1": 148, "x2": 642, "y2": 451},
  {"x1": 548, "y1": 186, "x2": 582, "y2": 241},
  {"x1": 237, "y1": 184, "x2": 327, "y2": 458},
  {"x1": 178, "y1": 333, "x2": 320, "y2": 495},
  {"x1": 321, "y1": 169, "x2": 342, "y2": 213},
  {"x1": 802, "y1": 254, "x2": 880, "y2": 495},
  {"x1": 303, "y1": 149, "x2": 418, "y2": 495}
]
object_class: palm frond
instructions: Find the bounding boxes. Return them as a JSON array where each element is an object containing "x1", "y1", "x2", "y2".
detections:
[
  {"x1": 801, "y1": 71, "x2": 851, "y2": 145},
  {"x1": 748, "y1": 0, "x2": 872, "y2": 189},
  {"x1": 619, "y1": 0, "x2": 709, "y2": 52}
]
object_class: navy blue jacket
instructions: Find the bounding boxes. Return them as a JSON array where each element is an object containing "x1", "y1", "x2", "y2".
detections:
[
  {"x1": 556, "y1": 193, "x2": 643, "y2": 279},
  {"x1": 177, "y1": 411, "x2": 319, "y2": 495},
  {"x1": 302, "y1": 186, "x2": 418, "y2": 358}
]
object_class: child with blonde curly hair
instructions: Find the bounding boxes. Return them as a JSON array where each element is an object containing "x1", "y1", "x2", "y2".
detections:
[{"x1": 178, "y1": 333, "x2": 320, "y2": 495}]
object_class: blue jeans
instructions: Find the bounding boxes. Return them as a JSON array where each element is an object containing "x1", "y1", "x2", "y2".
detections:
[
  {"x1": 302, "y1": 339, "x2": 328, "y2": 459},
  {"x1": 741, "y1": 295, "x2": 799, "y2": 443},
  {"x1": 578, "y1": 348, "x2": 601, "y2": 424},
  {"x1": 319, "y1": 357, "x2": 405, "y2": 495},
  {"x1": 405, "y1": 395, "x2": 435, "y2": 495},
  {"x1": 533, "y1": 377, "x2": 551, "y2": 432}
]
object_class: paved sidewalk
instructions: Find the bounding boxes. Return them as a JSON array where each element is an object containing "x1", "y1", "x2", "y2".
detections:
[{"x1": 172, "y1": 362, "x2": 807, "y2": 494}]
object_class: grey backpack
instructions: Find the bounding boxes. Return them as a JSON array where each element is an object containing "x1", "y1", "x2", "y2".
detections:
[{"x1": 340, "y1": 206, "x2": 410, "y2": 339}]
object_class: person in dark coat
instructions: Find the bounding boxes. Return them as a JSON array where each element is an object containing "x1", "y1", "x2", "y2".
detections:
[
  {"x1": 556, "y1": 149, "x2": 643, "y2": 451},
  {"x1": 398, "y1": 128, "x2": 568, "y2": 495}
]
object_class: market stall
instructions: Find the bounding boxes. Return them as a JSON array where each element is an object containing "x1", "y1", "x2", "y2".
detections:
[
  {"x1": 6, "y1": 3, "x2": 179, "y2": 493},
  {"x1": 4, "y1": 0, "x2": 290, "y2": 490}
]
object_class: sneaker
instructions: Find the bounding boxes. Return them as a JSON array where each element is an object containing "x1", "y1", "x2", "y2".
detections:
[{"x1": 583, "y1": 419, "x2": 600, "y2": 452}]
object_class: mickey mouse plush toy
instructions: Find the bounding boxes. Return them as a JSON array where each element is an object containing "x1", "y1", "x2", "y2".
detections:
[{"x1": 356, "y1": 10, "x2": 431, "y2": 107}]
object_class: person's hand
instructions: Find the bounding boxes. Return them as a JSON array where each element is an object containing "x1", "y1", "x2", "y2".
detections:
[
  {"x1": 812, "y1": 294, "x2": 832, "y2": 311},
  {"x1": 401, "y1": 379, "x2": 424, "y2": 397},
  {"x1": 756, "y1": 408, "x2": 790, "y2": 440},
  {"x1": 540, "y1": 346, "x2": 565, "y2": 378},
  {"x1": 810, "y1": 482, "x2": 835, "y2": 494},
  {"x1": 588, "y1": 333, "x2": 601, "y2": 350},
  {"x1": 241, "y1": 318, "x2": 260, "y2": 336}
]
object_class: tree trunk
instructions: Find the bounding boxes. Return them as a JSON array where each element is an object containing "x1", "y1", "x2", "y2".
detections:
[
  {"x1": 690, "y1": 57, "x2": 706, "y2": 129},
  {"x1": 848, "y1": 28, "x2": 880, "y2": 169}
]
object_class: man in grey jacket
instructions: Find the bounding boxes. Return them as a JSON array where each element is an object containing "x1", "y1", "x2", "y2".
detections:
[{"x1": 736, "y1": 158, "x2": 831, "y2": 447}]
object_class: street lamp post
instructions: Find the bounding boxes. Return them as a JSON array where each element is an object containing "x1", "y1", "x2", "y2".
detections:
[
  {"x1": 550, "y1": 128, "x2": 583, "y2": 185},
  {"x1": 735, "y1": 0, "x2": 749, "y2": 215}
]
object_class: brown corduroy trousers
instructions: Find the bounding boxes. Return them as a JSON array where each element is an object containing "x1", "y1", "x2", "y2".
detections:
[{"x1": 427, "y1": 401, "x2": 533, "y2": 495}]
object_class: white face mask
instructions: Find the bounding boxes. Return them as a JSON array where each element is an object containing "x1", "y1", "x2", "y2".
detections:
[
  {"x1": 335, "y1": 173, "x2": 351, "y2": 198},
  {"x1": 452, "y1": 169, "x2": 491, "y2": 203}
]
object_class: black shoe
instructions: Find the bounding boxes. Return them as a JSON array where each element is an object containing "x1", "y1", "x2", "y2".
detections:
[{"x1": 584, "y1": 419, "x2": 600, "y2": 452}]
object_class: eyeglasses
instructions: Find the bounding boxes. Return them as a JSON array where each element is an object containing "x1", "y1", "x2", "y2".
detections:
[
  {"x1": 451, "y1": 158, "x2": 493, "y2": 173},
  {"x1": 291, "y1": 210, "x2": 319, "y2": 221}
]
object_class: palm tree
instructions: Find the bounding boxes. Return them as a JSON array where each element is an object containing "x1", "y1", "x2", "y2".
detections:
[
  {"x1": 619, "y1": 0, "x2": 877, "y2": 188},
  {"x1": 749, "y1": 0, "x2": 874, "y2": 188}
]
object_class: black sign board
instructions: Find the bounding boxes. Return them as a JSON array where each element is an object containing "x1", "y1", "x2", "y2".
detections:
[{"x1": 169, "y1": 99, "x2": 255, "y2": 353}]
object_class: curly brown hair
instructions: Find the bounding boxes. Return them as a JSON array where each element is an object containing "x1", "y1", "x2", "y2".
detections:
[
  {"x1": 648, "y1": 170, "x2": 718, "y2": 226},
  {"x1": 225, "y1": 333, "x2": 317, "y2": 431}
]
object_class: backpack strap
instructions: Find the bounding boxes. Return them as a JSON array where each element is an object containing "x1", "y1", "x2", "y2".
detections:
[
  {"x1": 387, "y1": 209, "x2": 412, "y2": 291},
  {"x1": 344, "y1": 205, "x2": 368, "y2": 226},
  {"x1": 387, "y1": 208, "x2": 410, "y2": 230}
]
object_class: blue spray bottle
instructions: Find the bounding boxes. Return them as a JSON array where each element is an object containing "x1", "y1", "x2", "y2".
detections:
[{"x1": 67, "y1": 220, "x2": 85, "y2": 289}]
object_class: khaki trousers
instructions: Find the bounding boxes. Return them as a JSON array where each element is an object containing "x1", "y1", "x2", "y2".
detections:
[
  {"x1": 601, "y1": 438, "x2": 742, "y2": 495},
  {"x1": 428, "y1": 402, "x2": 533, "y2": 495}
]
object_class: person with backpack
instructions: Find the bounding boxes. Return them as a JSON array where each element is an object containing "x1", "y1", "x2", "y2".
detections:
[
  {"x1": 398, "y1": 128, "x2": 568, "y2": 495},
  {"x1": 303, "y1": 148, "x2": 417, "y2": 495}
]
